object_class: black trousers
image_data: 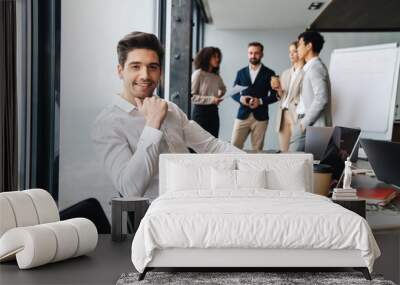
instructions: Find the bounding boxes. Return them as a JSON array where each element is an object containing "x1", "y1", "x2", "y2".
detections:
[
  {"x1": 60, "y1": 198, "x2": 111, "y2": 234},
  {"x1": 191, "y1": 104, "x2": 220, "y2": 138}
]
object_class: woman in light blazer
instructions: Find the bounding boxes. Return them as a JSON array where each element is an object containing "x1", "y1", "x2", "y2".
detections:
[{"x1": 272, "y1": 41, "x2": 305, "y2": 151}]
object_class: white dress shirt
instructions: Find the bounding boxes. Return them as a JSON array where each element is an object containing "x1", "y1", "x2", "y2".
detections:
[
  {"x1": 91, "y1": 95, "x2": 242, "y2": 200},
  {"x1": 248, "y1": 64, "x2": 264, "y2": 104},
  {"x1": 249, "y1": 64, "x2": 261, "y2": 84}
]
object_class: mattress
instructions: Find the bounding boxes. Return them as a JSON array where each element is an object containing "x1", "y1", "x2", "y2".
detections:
[{"x1": 131, "y1": 190, "x2": 380, "y2": 273}]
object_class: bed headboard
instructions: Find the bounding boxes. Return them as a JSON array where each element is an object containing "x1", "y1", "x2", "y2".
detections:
[{"x1": 159, "y1": 153, "x2": 314, "y2": 196}]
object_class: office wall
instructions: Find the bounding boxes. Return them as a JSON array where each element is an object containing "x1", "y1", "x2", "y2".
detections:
[
  {"x1": 204, "y1": 26, "x2": 400, "y2": 149},
  {"x1": 59, "y1": 0, "x2": 157, "y2": 217}
]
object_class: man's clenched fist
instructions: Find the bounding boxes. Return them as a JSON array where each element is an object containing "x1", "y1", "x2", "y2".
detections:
[{"x1": 134, "y1": 96, "x2": 168, "y2": 129}]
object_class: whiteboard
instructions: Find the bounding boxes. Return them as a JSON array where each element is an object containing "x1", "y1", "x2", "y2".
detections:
[{"x1": 329, "y1": 43, "x2": 400, "y2": 140}]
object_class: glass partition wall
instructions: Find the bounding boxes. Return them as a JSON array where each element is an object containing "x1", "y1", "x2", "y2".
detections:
[{"x1": 58, "y1": 0, "x2": 158, "y2": 217}]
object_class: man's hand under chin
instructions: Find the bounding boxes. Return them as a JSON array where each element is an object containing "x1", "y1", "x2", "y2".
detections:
[{"x1": 134, "y1": 96, "x2": 168, "y2": 129}]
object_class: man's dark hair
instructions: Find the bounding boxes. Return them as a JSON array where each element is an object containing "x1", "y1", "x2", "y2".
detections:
[
  {"x1": 117, "y1": 31, "x2": 164, "y2": 66},
  {"x1": 194, "y1": 47, "x2": 222, "y2": 74},
  {"x1": 298, "y1": 31, "x2": 325, "y2": 54},
  {"x1": 248, "y1": 42, "x2": 264, "y2": 52},
  {"x1": 290, "y1": 40, "x2": 298, "y2": 48}
]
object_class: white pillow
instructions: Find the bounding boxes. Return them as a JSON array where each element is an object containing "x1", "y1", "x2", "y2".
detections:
[
  {"x1": 237, "y1": 169, "x2": 267, "y2": 189},
  {"x1": 211, "y1": 168, "x2": 267, "y2": 191},
  {"x1": 167, "y1": 160, "x2": 235, "y2": 192},
  {"x1": 211, "y1": 168, "x2": 236, "y2": 190},
  {"x1": 237, "y1": 159, "x2": 308, "y2": 191}
]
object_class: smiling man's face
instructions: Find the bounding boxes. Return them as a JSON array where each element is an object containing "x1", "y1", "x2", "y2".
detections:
[{"x1": 118, "y1": 48, "x2": 161, "y2": 100}]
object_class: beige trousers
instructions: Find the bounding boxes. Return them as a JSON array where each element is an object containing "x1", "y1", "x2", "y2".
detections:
[
  {"x1": 278, "y1": 109, "x2": 294, "y2": 152},
  {"x1": 231, "y1": 113, "x2": 268, "y2": 151}
]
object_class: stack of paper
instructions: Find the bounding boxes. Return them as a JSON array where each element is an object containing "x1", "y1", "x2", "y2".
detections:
[{"x1": 332, "y1": 188, "x2": 358, "y2": 200}]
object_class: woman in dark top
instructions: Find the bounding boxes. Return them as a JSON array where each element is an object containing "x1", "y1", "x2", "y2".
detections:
[{"x1": 191, "y1": 47, "x2": 226, "y2": 138}]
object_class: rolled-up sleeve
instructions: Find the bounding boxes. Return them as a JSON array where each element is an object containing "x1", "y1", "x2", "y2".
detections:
[
  {"x1": 218, "y1": 76, "x2": 226, "y2": 96},
  {"x1": 91, "y1": 121, "x2": 163, "y2": 197}
]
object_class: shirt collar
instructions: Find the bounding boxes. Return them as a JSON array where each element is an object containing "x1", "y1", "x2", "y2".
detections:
[
  {"x1": 293, "y1": 65, "x2": 302, "y2": 73},
  {"x1": 303, "y1": 57, "x2": 319, "y2": 72},
  {"x1": 113, "y1": 94, "x2": 138, "y2": 113},
  {"x1": 249, "y1": 64, "x2": 262, "y2": 72}
]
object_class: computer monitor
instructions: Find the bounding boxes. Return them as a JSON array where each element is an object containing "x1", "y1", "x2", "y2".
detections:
[
  {"x1": 321, "y1": 126, "x2": 361, "y2": 180},
  {"x1": 334, "y1": 126, "x2": 361, "y2": 163},
  {"x1": 360, "y1": 139, "x2": 400, "y2": 188},
  {"x1": 305, "y1": 126, "x2": 361, "y2": 180},
  {"x1": 305, "y1": 126, "x2": 334, "y2": 161}
]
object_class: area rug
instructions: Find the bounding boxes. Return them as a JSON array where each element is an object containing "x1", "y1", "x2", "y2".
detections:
[{"x1": 116, "y1": 271, "x2": 396, "y2": 285}]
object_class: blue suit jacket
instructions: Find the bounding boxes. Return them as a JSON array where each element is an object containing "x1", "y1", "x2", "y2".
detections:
[{"x1": 232, "y1": 64, "x2": 278, "y2": 121}]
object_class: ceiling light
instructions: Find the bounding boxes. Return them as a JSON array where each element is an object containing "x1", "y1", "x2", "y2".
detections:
[{"x1": 308, "y1": 2, "x2": 325, "y2": 10}]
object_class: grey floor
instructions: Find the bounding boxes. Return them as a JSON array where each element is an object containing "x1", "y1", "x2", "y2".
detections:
[
  {"x1": 0, "y1": 235, "x2": 133, "y2": 285},
  {"x1": 2, "y1": 174, "x2": 400, "y2": 285},
  {"x1": 1, "y1": 233, "x2": 399, "y2": 284},
  {"x1": 373, "y1": 230, "x2": 400, "y2": 284}
]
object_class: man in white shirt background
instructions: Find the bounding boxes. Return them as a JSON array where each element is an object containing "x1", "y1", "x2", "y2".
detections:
[
  {"x1": 92, "y1": 31, "x2": 241, "y2": 200},
  {"x1": 289, "y1": 31, "x2": 332, "y2": 152}
]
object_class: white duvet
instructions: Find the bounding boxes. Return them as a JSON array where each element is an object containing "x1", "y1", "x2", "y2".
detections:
[{"x1": 131, "y1": 190, "x2": 380, "y2": 273}]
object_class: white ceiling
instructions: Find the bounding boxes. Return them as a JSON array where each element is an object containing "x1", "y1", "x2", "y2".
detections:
[{"x1": 205, "y1": 0, "x2": 332, "y2": 30}]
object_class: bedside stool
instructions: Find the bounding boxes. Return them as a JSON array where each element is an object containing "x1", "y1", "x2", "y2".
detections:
[
  {"x1": 332, "y1": 199, "x2": 366, "y2": 218},
  {"x1": 111, "y1": 197, "x2": 149, "y2": 242}
]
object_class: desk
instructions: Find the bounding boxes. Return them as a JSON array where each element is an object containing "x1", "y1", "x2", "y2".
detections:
[
  {"x1": 352, "y1": 169, "x2": 400, "y2": 231},
  {"x1": 0, "y1": 235, "x2": 133, "y2": 285},
  {"x1": 352, "y1": 162, "x2": 400, "y2": 284},
  {"x1": 332, "y1": 199, "x2": 366, "y2": 218}
]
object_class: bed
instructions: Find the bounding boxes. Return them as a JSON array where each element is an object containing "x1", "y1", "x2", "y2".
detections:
[{"x1": 131, "y1": 154, "x2": 380, "y2": 280}]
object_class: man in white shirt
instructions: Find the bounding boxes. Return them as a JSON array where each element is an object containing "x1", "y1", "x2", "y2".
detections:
[
  {"x1": 289, "y1": 31, "x2": 332, "y2": 152},
  {"x1": 92, "y1": 32, "x2": 241, "y2": 200}
]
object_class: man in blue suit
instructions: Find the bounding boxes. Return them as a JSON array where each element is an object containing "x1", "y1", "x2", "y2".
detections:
[{"x1": 231, "y1": 42, "x2": 278, "y2": 151}]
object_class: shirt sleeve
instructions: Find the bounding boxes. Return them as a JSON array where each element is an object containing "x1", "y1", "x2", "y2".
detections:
[
  {"x1": 174, "y1": 107, "x2": 243, "y2": 153},
  {"x1": 259, "y1": 71, "x2": 278, "y2": 106},
  {"x1": 91, "y1": 120, "x2": 163, "y2": 197},
  {"x1": 191, "y1": 95, "x2": 214, "y2": 105},
  {"x1": 301, "y1": 65, "x2": 330, "y2": 127},
  {"x1": 218, "y1": 76, "x2": 227, "y2": 97},
  {"x1": 231, "y1": 71, "x2": 242, "y2": 103},
  {"x1": 278, "y1": 69, "x2": 290, "y2": 100}
]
